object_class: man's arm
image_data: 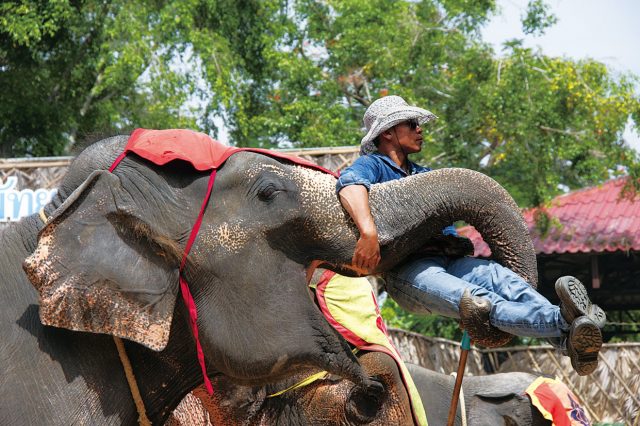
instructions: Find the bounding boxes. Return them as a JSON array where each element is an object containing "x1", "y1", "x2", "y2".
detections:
[{"x1": 338, "y1": 185, "x2": 381, "y2": 273}]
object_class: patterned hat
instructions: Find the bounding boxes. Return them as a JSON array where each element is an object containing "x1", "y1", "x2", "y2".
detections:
[{"x1": 360, "y1": 95, "x2": 437, "y2": 155}]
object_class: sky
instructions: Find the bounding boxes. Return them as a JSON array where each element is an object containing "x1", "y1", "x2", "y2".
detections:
[{"x1": 481, "y1": 0, "x2": 640, "y2": 151}]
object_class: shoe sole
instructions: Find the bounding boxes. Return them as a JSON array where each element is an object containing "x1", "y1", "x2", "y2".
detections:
[
  {"x1": 556, "y1": 276, "x2": 606, "y2": 328},
  {"x1": 569, "y1": 318, "x2": 603, "y2": 376},
  {"x1": 589, "y1": 304, "x2": 607, "y2": 329}
]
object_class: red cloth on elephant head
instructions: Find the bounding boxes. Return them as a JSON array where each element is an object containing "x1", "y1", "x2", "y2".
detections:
[
  {"x1": 112, "y1": 128, "x2": 337, "y2": 176},
  {"x1": 109, "y1": 128, "x2": 338, "y2": 396},
  {"x1": 525, "y1": 377, "x2": 592, "y2": 425}
]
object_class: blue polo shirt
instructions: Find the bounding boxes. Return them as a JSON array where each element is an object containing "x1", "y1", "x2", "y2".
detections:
[{"x1": 336, "y1": 152, "x2": 457, "y2": 236}]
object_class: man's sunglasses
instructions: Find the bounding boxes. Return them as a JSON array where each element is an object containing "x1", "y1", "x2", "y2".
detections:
[{"x1": 405, "y1": 119, "x2": 420, "y2": 130}]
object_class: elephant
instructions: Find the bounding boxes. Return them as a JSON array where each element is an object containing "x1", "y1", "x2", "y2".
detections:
[
  {"x1": 3, "y1": 131, "x2": 539, "y2": 424},
  {"x1": 173, "y1": 354, "x2": 552, "y2": 426},
  {"x1": 407, "y1": 365, "x2": 551, "y2": 426}
]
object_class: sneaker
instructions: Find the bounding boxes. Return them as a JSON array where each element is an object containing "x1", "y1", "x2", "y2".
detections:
[
  {"x1": 555, "y1": 276, "x2": 606, "y2": 329},
  {"x1": 567, "y1": 316, "x2": 602, "y2": 376}
]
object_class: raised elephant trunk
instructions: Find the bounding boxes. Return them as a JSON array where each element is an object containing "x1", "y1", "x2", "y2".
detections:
[{"x1": 326, "y1": 168, "x2": 538, "y2": 287}]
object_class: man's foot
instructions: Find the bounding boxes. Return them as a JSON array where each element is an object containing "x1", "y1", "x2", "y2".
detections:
[
  {"x1": 567, "y1": 316, "x2": 602, "y2": 375},
  {"x1": 555, "y1": 276, "x2": 606, "y2": 328},
  {"x1": 459, "y1": 289, "x2": 513, "y2": 348}
]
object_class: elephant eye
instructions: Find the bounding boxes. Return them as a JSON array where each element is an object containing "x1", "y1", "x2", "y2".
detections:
[{"x1": 257, "y1": 183, "x2": 282, "y2": 202}]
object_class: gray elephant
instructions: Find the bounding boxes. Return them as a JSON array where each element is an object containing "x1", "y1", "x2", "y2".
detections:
[
  {"x1": 4, "y1": 132, "x2": 538, "y2": 424},
  {"x1": 178, "y1": 354, "x2": 552, "y2": 426},
  {"x1": 408, "y1": 365, "x2": 551, "y2": 425}
]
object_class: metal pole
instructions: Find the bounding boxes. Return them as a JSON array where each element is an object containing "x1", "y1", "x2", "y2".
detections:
[{"x1": 447, "y1": 331, "x2": 471, "y2": 426}]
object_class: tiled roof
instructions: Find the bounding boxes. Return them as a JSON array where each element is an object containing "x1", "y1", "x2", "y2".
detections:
[{"x1": 458, "y1": 178, "x2": 640, "y2": 256}]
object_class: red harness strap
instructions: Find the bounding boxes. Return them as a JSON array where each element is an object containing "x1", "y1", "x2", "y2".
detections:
[
  {"x1": 178, "y1": 170, "x2": 216, "y2": 394},
  {"x1": 109, "y1": 152, "x2": 216, "y2": 394}
]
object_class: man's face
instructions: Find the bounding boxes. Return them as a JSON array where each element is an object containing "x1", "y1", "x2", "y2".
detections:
[{"x1": 392, "y1": 119, "x2": 423, "y2": 154}]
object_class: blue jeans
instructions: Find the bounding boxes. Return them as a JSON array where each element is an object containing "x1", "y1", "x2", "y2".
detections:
[{"x1": 384, "y1": 256, "x2": 571, "y2": 339}]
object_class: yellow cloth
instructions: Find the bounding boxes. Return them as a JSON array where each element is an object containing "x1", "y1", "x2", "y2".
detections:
[{"x1": 314, "y1": 272, "x2": 428, "y2": 426}]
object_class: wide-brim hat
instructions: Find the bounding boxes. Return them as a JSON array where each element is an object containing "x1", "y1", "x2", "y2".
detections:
[{"x1": 360, "y1": 95, "x2": 437, "y2": 155}]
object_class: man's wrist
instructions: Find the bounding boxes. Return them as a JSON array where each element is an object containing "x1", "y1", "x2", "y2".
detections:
[{"x1": 359, "y1": 225, "x2": 378, "y2": 240}]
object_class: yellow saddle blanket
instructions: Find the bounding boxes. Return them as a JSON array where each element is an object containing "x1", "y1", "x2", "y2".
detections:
[{"x1": 312, "y1": 270, "x2": 428, "y2": 426}]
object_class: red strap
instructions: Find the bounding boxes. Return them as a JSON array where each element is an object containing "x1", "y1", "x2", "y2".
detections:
[
  {"x1": 109, "y1": 153, "x2": 216, "y2": 395},
  {"x1": 108, "y1": 151, "x2": 127, "y2": 172},
  {"x1": 179, "y1": 169, "x2": 217, "y2": 394}
]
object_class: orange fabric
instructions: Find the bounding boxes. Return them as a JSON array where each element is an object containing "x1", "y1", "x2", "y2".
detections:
[
  {"x1": 123, "y1": 128, "x2": 337, "y2": 176},
  {"x1": 525, "y1": 377, "x2": 591, "y2": 426}
]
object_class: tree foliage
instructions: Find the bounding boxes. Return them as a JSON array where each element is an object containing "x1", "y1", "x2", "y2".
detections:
[
  {"x1": 2, "y1": 0, "x2": 638, "y2": 206},
  {"x1": 3, "y1": 0, "x2": 640, "y2": 341},
  {"x1": 382, "y1": 298, "x2": 464, "y2": 341},
  {"x1": 0, "y1": 0, "x2": 252, "y2": 156}
]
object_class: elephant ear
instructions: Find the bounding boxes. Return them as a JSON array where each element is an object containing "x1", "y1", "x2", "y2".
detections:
[{"x1": 24, "y1": 170, "x2": 181, "y2": 351}]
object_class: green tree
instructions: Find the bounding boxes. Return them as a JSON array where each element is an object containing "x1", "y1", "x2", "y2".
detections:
[
  {"x1": 3, "y1": 0, "x2": 640, "y2": 342},
  {"x1": 0, "y1": 0, "x2": 260, "y2": 156},
  {"x1": 225, "y1": 0, "x2": 640, "y2": 206},
  {"x1": 3, "y1": 1, "x2": 638, "y2": 207},
  {"x1": 382, "y1": 299, "x2": 463, "y2": 341}
]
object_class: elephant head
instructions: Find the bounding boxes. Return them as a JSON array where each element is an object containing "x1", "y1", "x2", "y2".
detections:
[
  {"x1": 24, "y1": 140, "x2": 536, "y2": 395},
  {"x1": 189, "y1": 351, "x2": 416, "y2": 425},
  {"x1": 174, "y1": 357, "x2": 555, "y2": 426}
]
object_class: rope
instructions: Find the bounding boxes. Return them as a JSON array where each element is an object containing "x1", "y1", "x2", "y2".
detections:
[
  {"x1": 267, "y1": 349, "x2": 360, "y2": 398},
  {"x1": 267, "y1": 371, "x2": 329, "y2": 398},
  {"x1": 449, "y1": 372, "x2": 467, "y2": 426},
  {"x1": 114, "y1": 337, "x2": 151, "y2": 426},
  {"x1": 38, "y1": 208, "x2": 48, "y2": 223}
]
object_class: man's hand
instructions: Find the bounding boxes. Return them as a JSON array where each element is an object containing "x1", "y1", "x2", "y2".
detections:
[
  {"x1": 338, "y1": 185, "x2": 381, "y2": 273},
  {"x1": 353, "y1": 232, "x2": 381, "y2": 273},
  {"x1": 418, "y1": 233, "x2": 475, "y2": 258}
]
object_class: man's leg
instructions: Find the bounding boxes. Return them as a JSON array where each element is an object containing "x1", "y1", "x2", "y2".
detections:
[
  {"x1": 385, "y1": 256, "x2": 603, "y2": 375},
  {"x1": 446, "y1": 257, "x2": 570, "y2": 337},
  {"x1": 385, "y1": 256, "x2": 483, "y2": 319},
  {"x1": 385, "y1": 256, "x2": 567, "y2": 337},
  {"x1": 448, "y1": 257, "x2": 606, "y2": 374}
]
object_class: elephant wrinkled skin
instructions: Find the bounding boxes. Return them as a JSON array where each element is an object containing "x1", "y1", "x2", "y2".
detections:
[{"x1": 2, "y1": 135, "x2": 539, "y2": 424}]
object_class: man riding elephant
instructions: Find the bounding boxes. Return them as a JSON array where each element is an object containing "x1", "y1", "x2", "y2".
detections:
[
  {"x1": 336, "y1": 95, "x2": 607, "y2": 376},
  {"x1": 5, "y1": 126, "x2": 591, "y2": 424}
]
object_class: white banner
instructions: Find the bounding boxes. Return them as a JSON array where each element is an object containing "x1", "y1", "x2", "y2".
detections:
[{"x1": 0, "y1": 177, "x2": 57, "y2": 222}]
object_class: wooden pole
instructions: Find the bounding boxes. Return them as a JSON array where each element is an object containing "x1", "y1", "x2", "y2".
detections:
[{"x1": 447, "y1": 331, "x2": 471, "y2": 426}]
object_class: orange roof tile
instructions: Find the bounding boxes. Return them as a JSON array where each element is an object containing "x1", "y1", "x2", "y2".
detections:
[{"x1": 458, "y1": 178, "x2": 640, "y2": 256}]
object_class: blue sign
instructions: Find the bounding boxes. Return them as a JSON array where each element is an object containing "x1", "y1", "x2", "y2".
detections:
[{"x1": 0, "y1": 177, "x2": 57, "y2": 222}]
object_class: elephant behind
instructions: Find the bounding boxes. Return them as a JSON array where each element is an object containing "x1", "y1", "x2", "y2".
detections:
[{"x1": 166, "y1": 357, "x2": 555, "y2": 425}]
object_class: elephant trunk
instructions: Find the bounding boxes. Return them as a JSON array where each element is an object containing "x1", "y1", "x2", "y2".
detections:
[{"x1": 326, "y1": 168, "x2": 537, "y2": 286}]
